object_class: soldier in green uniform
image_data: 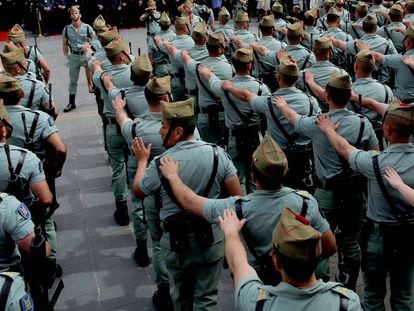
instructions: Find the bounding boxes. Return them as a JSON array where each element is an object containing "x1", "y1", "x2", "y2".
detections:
[
  {"x1": 272, "y1": 2, "x2": 288, "y2": 42},
  {"x1": 139, "y1": 0, "x2": 161, "y2": 45},
  {"x1": 377, "y1": 4, "x2": 405, "y2": 54},
  {"x1": 62, "y1": 5, "x2": 95, "y2": 112},
  {"x1": 0, "y1": 272, "x2": 33, "y2": 310},
  {"x1": 148, "y1": 12, "x2": 176, "y2": 78},
  {"x1": 2, "y1": 42, "x2": 37, "y2": 81},
  {"x1": 157, "y1": 134, "x2": 336, "y2": 285},
  {"x1": 302, "y1": 8, "x2": 321, "y2": 50},
  {"x1": 342, "y1": 1, "x2": 367, "y2": 40},
  {"x1": 180, "y1": 0, "x2": 204, "y2": 32},
  {"x1": 316, "y1": 100, "x2": 414, "y2": 310},
  {"x1": 368, "y1": 0, "x2": 388, "y2": 26},
  {"x1": 213, "y1": 7, "x2": 234, "y2": 40},
  {"x1": 111, "y1": 76, "x2": 173, "y2": 309},
  {"x1": 197, "y1": 47, "x2": 271, "y2": 194},
  {"x1": 230, "y1": 12, "x2": 257, "y2": 54},
  {"x1": 132, "y1": 97, "x2": 242, "y2": 310},
  {"x1": 217, "y1": 207, "x2": 361, "y2": 310},
  {"x1": 274, "y1": 70, "x2": 379, "y2": 290}
]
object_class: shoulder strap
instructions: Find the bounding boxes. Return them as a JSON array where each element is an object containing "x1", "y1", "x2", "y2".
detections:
[
  {"x1": 384, "y1": 40, "x2": 390, "y2": 55},
  {"x1": 307, "y1": 94, "x2": 314, "y2": 117},
  {"x1": 4, "y1": 144, "x2": 16, "y2": 179},
  {"x1": 383, "y1": 25, "x2": 391, "y2": 39},
  {"x1": 195, "y1": 63, "x2": 220, "y2": 101},
  {"x1": 21, "y1": 112, "x2": 39, "y2": 146},
  {"x1": 0, "y1": 274, "x2": 13, "y2": 311},
  {"x1": 267, "y1": 97, "x2": 298, "y2": 144},
  {"x1": 131, "y1": 122, "x2": 138, "y2": 139},
  {"x1": 26, "y1": 80, "x2": 37, "y2": 109},
  {"x1": 351, "y1": 24, "x2": 361, "y2": 39},
  {"x1": 223, "y1": 90, "x2": 252, "y2": 126},
  {"x1": 383, "y1": 84, "x2": 389, "y2": 103},
  {"x1": 372, "y1": 154, "x2": 397, "y2": 209},
  {"x1": 339, "y1": 296, "x2": 349, "y2": 311},
  {"x1": 300, "y1": 197, "x2": 308, "y2": 217},
  {"x1": 202, "y1": 145, "x2": 219, "y2": 196},
  {"x1": 87, "y1": 25, "x2": 91, "y2": 39},
  {"x1": 255, "y1": 299, "x2": 265, "y2": 311},
  {"x1": 300, "y1": 52, "x2": 311, "y2": 70},
  {"x1": 355, "y1": 115, "x2": 365, "y2": 147}
]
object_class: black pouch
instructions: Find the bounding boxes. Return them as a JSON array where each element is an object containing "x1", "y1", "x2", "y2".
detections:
[
  {"x1": 6, "y1": 177, "x2": 28, "y2": 202},
  {"x1": 94, "y1": 87, "x2": 104, "y2": 117},
  {"x1": 382, "y1": 220, "x2": 414, "y2": 258},
  {"x1": 234, "y1": 126, "x2": 260, "y2": 161},
  {"x1": 163, "y1": 213, "x2": 189, "y2": 254},
  {"x1": 283, "y1": 144, "x2": 314, "y2": 190},
  {"x1": 190, "y1": 215, "x2": 214, "y2": 249},
  {"x1": 207, "y1": 106, "x2": 221, "y2": 130}
]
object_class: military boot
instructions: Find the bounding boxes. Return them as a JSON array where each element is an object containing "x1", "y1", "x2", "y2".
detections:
[
  {"x1": 134, "y1": 239, "x2": 150, "y2": 267},
  {"x1": 114, "y1": 200, "x2": 129, "y2": 226},
  {"x1": 152, "y1": 283, "x2": 173, "y2": 311},
  {"x1": 63, "y1": 94, "x2": 76, "y2": 112},
  {"x1": 336, "y1": 263, "x2": 360, "y2": 291}
]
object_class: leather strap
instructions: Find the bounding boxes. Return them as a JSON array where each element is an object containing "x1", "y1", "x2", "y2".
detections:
[
  {"x1": 0, "y1": 274, "x2": 13, "y2": 310},
  {"x1": 26, "y1": 80, "x2": 37, "y2": 109},
  {"x1": 267, "y1": 97, "x2": 298, "y2": 144},
  {"x1": 21, "y1": 112, "x2": 39, "y2": 147}
]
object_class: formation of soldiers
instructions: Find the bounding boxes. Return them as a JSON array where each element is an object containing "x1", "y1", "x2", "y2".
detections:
[{"x1": 0, "y1": 0, "x2": 414, "y2": 309}]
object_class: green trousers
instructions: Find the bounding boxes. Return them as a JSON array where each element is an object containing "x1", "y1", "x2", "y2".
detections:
[{"x1": 68, "y1": 53, "x2": 86, "y2": 95}]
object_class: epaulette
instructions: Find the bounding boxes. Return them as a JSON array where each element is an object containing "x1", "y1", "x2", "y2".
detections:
[
  {"x1": 295, "y1": 190, "x2": 311, "y2": 199},
  {"x1": 330, "y1": 285, "x2": 352, "y2": 299},
  {"x1": 0, "y1": 271, "x2": 19, "y2": 279}
]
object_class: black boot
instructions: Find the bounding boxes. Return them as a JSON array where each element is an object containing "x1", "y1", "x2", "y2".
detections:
[
  {"x1": 152, "y1": 283, "x2": 173, "y2": 311},
  {"x1": 134, "y1": 239, "x2": 150, "y2": 267},
  {"x1": 114, "y1": 200, "x2": 129, "y2": 226},
  {"x1": 46, "y1": 258, "x2": 63, "y2": 288},
  {"x1": 63, "y1": 94, "x2": 76, "y2": 112}
]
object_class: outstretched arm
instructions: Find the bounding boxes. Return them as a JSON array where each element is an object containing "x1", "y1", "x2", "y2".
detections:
[
  {"x1": 384, "y1": 167, "x2": 414, "y2": 207},
  {"x1": 273, "y1": 96, "x2": 300, "y2": 125},
  {"x1": 221, "y1": 80, "x2": 256, "y2": 103},
  {"x1": 132, "y1": 137, "x2": 152, "y2": 199}
]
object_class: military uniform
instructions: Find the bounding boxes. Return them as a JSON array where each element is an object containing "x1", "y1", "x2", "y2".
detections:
[
  {"x1": 214, "y1": 7, "x2": 234, "y2": 40},
  {"x1": 141, "y1": 0, "x2": 161, "y2": 40},
  {"x1": 272, "y1": 2, "x2": 288, "y2": 42},
  {"x1": 231, "y1": 12, "x2": 257, "y2": 53},
  {"x1": 233, "y1": 0, "x2": 247, "y2": 27},
  {"x1": 0, "y1": 272, "x2": 33, "y2": 311}
]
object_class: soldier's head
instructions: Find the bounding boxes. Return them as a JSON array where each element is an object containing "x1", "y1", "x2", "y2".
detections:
[
  {"x1": 7, "y1": 24, "x2": 27, "y2": 48},
  {"x1": 335, "y1": 0, "x2": 345, "y2": 8},
  {"x1": 354, "y1": 50, "x2": 375, "y2": 76},
  {"x1": 232, "y1": 48, "x2": 254, "y2": 74},
  {"x1": 235, "y1": 12, "x2": 250, "y2": 30},
  {"x1": 69, "y1": 5, "x2": 81, "y2": 22},
  {"x1": 159, "y1": 12, "x2": 171, "y2": 31},
  {"x1": 271, "y1": 208, "x2": 322, "y2": 281},
  {"x1": 191, "y1": 22, "x2": 208, "y2": 45},
  {"x1": 130, "y1": 54, "x2": 153, "y2": 86},
  {"x1": 182, "y1": 0, "x2": 194, "y2": 15},
  {"x1": 206, "y1": 32, "x2": 225, "y2": 56},
  {"x1": 160, "y1": 98, "x2": 196, "y2": 148},
  {"x1": 323, "y1": 0, "x2": 335, "y2": 14},
  {"x1": 382, "y1": 99, "x2": 414, "y2": 142},
  {"x1": 0, "y1": 100, "x2": 13, "y2": 141},
  {"x1": 93, "y1": 15, "x2": 107, "y2": 33},
  {"x1": 259, "y1": 15, "x2": 276, "y2": 36},
  {"x1": 251, "y1": 135, "x2": 288, "y2": 190},
  {"x1": 362, "y1": 13, "x2": 378, "y2": 33},
  {"x1": 303, "y1": 8, "x2": 317, "y2": 26},
  {"x1": 174, "y1": 17, "x2": 190, "y2": 35},
  {"x1": 277, "y1": 56, "x2": 299, "y2": 87},
  {"x1": 0, "y1": 48, "x2": 28, "y2": 76},
  {"x1": 287, "y1": 22, "x2": 304, "y2": 44},
  {"x1": 218, "y1": 7, "x2": 231, "y2": 25},
  {"x1": 326, "y1": 7, "x2": 341, "y2": 27},
  {"x1": 104, "y1": 37, "x2": 131, "y2": 65},
  {"x1": 272, "y1": 2, "x2": 284, "y2": 19},
  {"x1": 355, "y1": 1, "x2": 368, "y2": 19},
  {"x1": 146, "y1": 0, "x2": 157, "y2": 13},
  {"x1": 406, "y1": 0, "x2": 414, "y2": 14},
  {"x1": 389, "y1": 4, "x2": 404, "y2": 22},
  {"x1": 145, "y1": 76, "x2": 171, "y2": 105},
  {"x1": 403, "y1": 23, "x2": 414, "y2": 52},
  {"x1": 0, "y1": 74, "x2": 23, "y2": 108},
  {"x1": 325, "y1": 70, "x2": 352, "y2": 107},
  {"x1": 313, "y1": 36, "x2": 333, "y2": 61}
]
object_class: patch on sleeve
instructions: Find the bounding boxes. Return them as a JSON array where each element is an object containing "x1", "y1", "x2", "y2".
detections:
[
  {"x1": 19, "y1": 293, "x2": 34, "y2": 311},
  {"x1": 257, "y1": 288, "x2": 268, "y2": 301},
  {"x1": 48, "y1": 116, "x2": 55, "y2": 127},
  {"x1": 17, "y1": 203, "x2": 31, "y2": 220}
]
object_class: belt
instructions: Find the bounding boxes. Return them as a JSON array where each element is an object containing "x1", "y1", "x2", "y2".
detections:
[
  {"x1": 199, "y1": 105, "x2": 224, "y2": 114},
  {"x1": 230, "y1": 125, "x2": 260, "y2": 136},
  {"x1": 188, "y1": 89, "x2": 198, "y2": 96},
  {"x1": 71, "y1": 50, "x2": 84, "y2": 55},
  {"x1": 365, "y1": 218, "x2": 410, "y2": 236},
  {"x1": 103, "y1": 116, "x2": 118, "y2": 125}
]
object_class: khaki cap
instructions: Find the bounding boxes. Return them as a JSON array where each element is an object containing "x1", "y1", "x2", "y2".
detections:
[
  {"x1": 7, "y1": 24, "x2": 25, "y2": 44},
  {"x1": 314, "y1": 36, "x2": 333, "y2": 51},
  {"x1": 287, "y1": 22, "x2": 304, "y2": 37},
  {"x1": 252, "y1": 134, "x2": 288, "y2": 178},
  {"x1": 98, "y1": 27, "x2": 120, "y2": 44},
  {"x1": 0, "y1": 100, "x2": 8, "y2": 120},
  {"x1": 3, "y1": 41, "x2": 18, "y2": 53},
  {"x1": 278, "y1": 56, "x2": 299, "y2": 76},
  {"x1": 272, "y1": 2, "x2": 283, "y2": 13},
  {"x1": 272, "y1": 208, "x2": 322, "y2": 261},
  {"x1": 160, "y1": 12, "x2": 171, "y2": 26},
  {"x1": 387, "y1": 98, "x2": 414, "y2": 124},
  {"x1": 69, "y1": 5, "x2": 80, "y2": 13},
  {"x1": 355, "y1": 1, "x2": 368, "y2": 12},
  {"x1": 327, "y1": 69, "x2": 352, "y2": 90},
  {"x1": 356, "y1": 49, "x2": 375, "y2": 66},
  {"x1": 305, "y1": 7, "x2": 318, "y2": 18},
  {"x1": 161, "y1": 97, "x2": 194, "y2": 120},
  {"x1": 131, "y1": 54, "x2": 153, "y2": 78},
  {"x1": 93, "y1": 15, "x2": 106, "y2": 32},
  {"x1": 260, "y1": 15, "x2": 275, "y2": 27},
  {"x1": 0, "y1": 48, "x2": 25, "y2": 65},
  {"x1": 104, "y1": 36, "x2": 128, "y2": 57},
  {"x1": 0, "y1": 74, "x2": 22, "y2": 92},
  {"x1": 207, "y1": 31, "x2": 225, "y2": 46},
  {"x1": 323, "y1": 0, "x2": 335, "y2": 7},
  {"x1": 406, "y1": 0, "x2": 414, "y2": 9},
  {"x1": 364, "y1": 13, "x2": 378, "y2": 25},
  {"x1": 146, "y1": 76, "x2": 171, "y2": 95},
  {"x1": 219, "y1": 7, "x2": 231, "y2": 21},
  {"x1": 327, "y1": 7, "x2": 341, "y2": 17},
  {"x1": 389, "y1": 4, "x2": 404, "y2": 15},
  {"x1": 406, "y1": 23, "x2": 414, "y2": 40},
  {"x1": 192, "y1": 22, "x2": 208, "y2": 40},
  {"x1": 175, "y1": 16, "x2": 190, "y2": 26},
  {"x1": 232, "y1": 48, "x2": 253, "y2": 63},
  {"x1": 236, "y1": 12, "x2": 249, "y2": 22}
]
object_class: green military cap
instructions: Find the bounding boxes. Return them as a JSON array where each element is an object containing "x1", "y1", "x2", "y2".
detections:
[
  {"x1": 7, "y1": 24, "x2": 25, "y2": 44},
  {"x1": 252, "y1": 134, "x2": 288, "y2": 178},
  {"x1": 98, "y1": 27, "x2": 120, "y2": 44},
  {"x1": 327, "y1": 7, "x2": 341, "y2": 17},
  {"x1": 69, "y1": 5, "x2": 80, "y2": 13},
  {"x1": 104, "y1": 36, "x2": 128, "y2": 57},
  {"x1": 272, "y1": 207, "x2": 322, "y2": 261},
  {"x1": 406, "y1": 0, "x2": 414, "y2": 9},
  {"x1": 93, "y1": 15, "x2": 106, "y2": 32},
  {"x1": 0, "y1": 100, "x2": 8, "y2": 120},
  {"x1": 387, "y1": 98, "x2": 414, "y2": 124},
  {"x1": 160, "y1": 12, "x2": 171, "y2": 26},
  {"x1": 175, "y1": 16, "x2": 190, "y2": 26},
  {"x1": 131, "y1": 54, "x2": 153, "y2": 78},
  {"x1": 327, "y1": 69, "x2": 352, "y2": 89},
  {"x1": 278, "y1": 56, "x2": 299, "y2": 76},
  {"x1": 236, "y1": 12, "x2": 249, "y2": 23},
  {"x1": 389, "y1": 4, "x2": 404, "y2": 15},
  {"x1": 260, "y1": 15, "x2": 275, "y2": 27},
  {"x1": 146, "y1": 75, "x2": 171, "y2": 95},
  {"x1": 406, "y1": 23, "x2": 414, "y2": 40},
  {"x1": 272, "y1": 2, "x2": 283, "y2": 13},
  {"x1": 364, "y1": 13, "x2": 378, "y2": 25},
  {"x1": 3, "y1": 41, "x2": 18, "y2": 53},
  {"x1": 161, "y1": 97, "x2": 194, "y2": 120},
  {"x1": 192, "y1": 22, "x2": 208, "y2": 40},
  {"x1": 356, "y1": 49, "x2": 375, "y2": 66},
  {"x1": 287, "y1": 22, "x2": 304, "y2": 37},
  {"x1": 355, "y1": 1, "x2": 368, "y2": 12},
  {"x1": 207, "y1": 31, "x2": 225, "y2": 46},
  {"x1": 232, "y1": 48, "x2": 253, "y2": 63},
  {"x1": 219, "y1": 7, "x2": 231, "y2": 21},
  {"x1": 323, "y1": 0, "x2": 335, "y2": 7},
  {"x1": 314, "y1": 36, "x2": 333, "y2": 51},
  {"x1": 0, "y1": 74, "x2": 22, "y2": 92},
  {"x1": 0, "y1": 48, "x2": 25, "y2": 65}
]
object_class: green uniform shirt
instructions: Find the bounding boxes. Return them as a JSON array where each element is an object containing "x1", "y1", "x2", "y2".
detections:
[
  {"x1": 253, "y1": 36, "x2": 285, "y2": 78},
  {"x1": 62, "y1": 22, "x2": 95, "y2": 53},
  {"x1": 303, "y1": 26, "x2": 321, "y2": 50},
  {"x1": 274, "y1": 18, "x2": 288, "y2": 41},
  {"x1": 296, "y1": 60, "x2": 339, "y2": 90},
  {"x1": 214, "y1": 24, "x2": 235, "y2": 40},
  {"x1": 232, "y1": 29, "x2": 257, "y2": 51},
  {"x1": 161, "y1": 35, "x2": 194, "y2": 75},
  {"x1": 15, "y1": 73, "x2": 50, "y2": 110},
  {"x1": 109, "y1": 86, "x2": 149, "y2": 118},
  {"x1": 148, "y1": 30, "x2": 176, "y2": 77},
  {"x1": 267, "y1": 44, "x2": 316, "y2": 70},
  {"x1": 342, "y1": 18, "x2": 364, "y2": 39},
  {"x1": 377, "y1": 22, "x2": 405, "y2": 53},
  {"x1": 0, "y1": 272, "x2": 33, "y2": 310},
  {"x1": 86, "y1": 39, "x2": 111, "y2": 70}
]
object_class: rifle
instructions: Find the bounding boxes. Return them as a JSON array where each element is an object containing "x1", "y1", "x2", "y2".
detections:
[
  {"x1": 45, "y1": 83, "x2": 56, "y2": 119},
  {"x1": 33, "y1": 35, "x2": 43, "y2": 82},
  {"x1": 121, "y1": 89, "x2": 134, "y2": 120}
]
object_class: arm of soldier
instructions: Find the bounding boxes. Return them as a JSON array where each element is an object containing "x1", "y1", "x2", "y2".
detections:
[
  {"x1": 132, "y1": 137, "x2": 152, "y2": 198},
  {"x1": 101, "y1": 72, "x2": 116, "y2": 93},
  {"x1": 229, "y1": 35, "x2": 245, "y2": 49},
  {"x1": 384, "y1": 167, "x2": 414, "y2": 207},
  {"x1": 219, "y1": 209, "x2": 257, "y2": 286},
  {"x1": 350, "y1": 94, "x2": 388, "y2": 117},
  {"x1": 249, "y1": 42, "x2": 269, "y2": 56},
  {"x1": 46, "y1": 133, "x2": 67, "y2": 176},
  {"x1": 221, "y1": 80, "x2": 256, "y2": 103},
  {"x1": 30, "y1": 181, "x2": 53, "y2": 206},
  {"x1": 113, "y1": 96, "x2": 132, "y2": 127},
  {"x1": 403, "y1": 55, "x2": 414, "y2": 69},
  {"x1": 200, "y1": 65, "x2": 225, "y2": 98},
  {"x1": 164, "y1": 41, "x2": 179, "y2": 57},
  {"x1": 304, "y1": 71, "x2": 326, "y2": 101},
  {"x1": 62, "y1": 34, "x2": 69, "y2": 56},
  {"x1": 273, "y1": 96, "x2": 300, "y2": 125},
  {"x1": 16, "y1": 232, "x2": 52, "y2": 257},
  {"x1": 331, "y1": 37, "x2": 347, "y2": 51},
  {"x1": 39, "y1": 58, "x2": 51, "y2": 84}
]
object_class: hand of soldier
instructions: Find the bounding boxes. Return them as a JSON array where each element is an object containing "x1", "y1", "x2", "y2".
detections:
[
  {"x1": 198, "y1": 64, "x2": 212, "y2": 78},
  {"x1": 394, "y1": 27, "x2": 406, "y2": 34},
  {"x1": 92, "y1": 59, "x2": 103, "y2": 72},
  {"x1": 356, "y1": 40, "x2": 370, "y2": 51},
  {"x1": 384, "y1": 167, "x2": 405, "y2": 191},
  {"x1": 273, "y1": 96, "x2": 288, "y2": 110},
  {"x1": 159, "y1": 156, "x2": 179, "y2": 180},
  {"x1": 83, "y1": 42, "x2": 92, "y2": 53},
  {"x1": 102, "y1": 73, "x2": 113, "y2": 89},
  {"x1": 304, "y1": 71, "x2": 314, "y2": 84},
  {"x1": 316, "y1": 114, "x2": 340, "y2": 133},
  {"x1": 112, "y1": 95, "x2": 125, "y2": 110},
  {"x1": 132, "y1": 137, "x2": 152, "y2": 162},
  {"x1": 218, "y1": 209, "x2": 246, "y2": 237},
  {"x1": 221, "y1": 80, "x2": 233, "y2": 91},
  {"x1": 277, "y1": 49, "x2": 288, "y2": 62},
  {"x1": 154, "y1": 36, "x2": 163, "y2": 46},
  {"x1": 402, "y1": 55, "x2": 414, "y2": 69}
]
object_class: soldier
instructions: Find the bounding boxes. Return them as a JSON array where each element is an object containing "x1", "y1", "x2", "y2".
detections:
[
  {"x1": 62, "y1": 5, "x2": 95, "y2": 112},
  {"x1": 7, "y1": 24, "x2": 51, "y2": 84},
  {"x1": 272, "y1": 2, "x2": 288, "y2": 42},
  {"x1": 0, "y1": 48, "x2": 58, "y2": 117},
  {"x1": 218, "y1": 207, "x2": 361, "y2": 310},
  {"x1": 404, "y1": 0, "x2": 414, "y2": 23},
  {"x1": 111, "y1": 76, "x2": 173, "y2": 309},
  {"x1": 2, "y1": 41, "x2": 37, "y2": 78},
  {"x1": 193, "y1": 0, "x2": 215, "y2": 29},
  {"x1": 334, "y1": 0, "x2": 350, "y2": 22},
  {"x1": 316, "y1": 100, "x2": 414, "y2": 310},
  {"x1": 274, "y1": 70, "x2": 379, "y2": 290},
  {"x1": 377, "y1": 4, "x2": 406, "y2": 54},
  {"x1": 132, "y1": 97, "x2": 242, "y2": 310},
  {"x1": 148, "y1": 12, "x2": 176, "y2": 78},
  {"x1": 302, "y1": 8, "x2": 321, "y2": 50},
  {"x1": 341, "y1": 1, "x2": 367, "y2": 40},
  {"x1": 368, "y1": 0, "x2": 388, "y2": 26},
  {"x1": 230, "y1": 12, "x2": 257, "y2": 54},
  {"x1": 37, "y1": 0, "x2": 54, "y2": 36},
  {"x1": 233, "y1": 0, "x2": 248, "y2": 27},
  {"x1": 180, "y1": 0, "x2": 204, "y2": 32},
  {"x1": 197, "y1": 47, "x2": 271, "y2": 194},
  {"x1": 316, "y1": 0, "x2": 336, "y2": 31},
  {"x1": 158, "y1": 134, "x2": 336, "y2": 285},
  {"x1": 139, "y1": 0, "x2": 161, "y2": 44},
  {"x1": 213, "y1": 7, "x2": 234, "y2": 40}
]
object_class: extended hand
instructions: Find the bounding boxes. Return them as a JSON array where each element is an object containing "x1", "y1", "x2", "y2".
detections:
[
  {"x1": 132, "y1": 137, "x2": 152, "y2": 162},
  {"x1": 272, "y1": 96, "x2": 287, "y2": 109},
  {"x1": 304, "y1": 71, "x2": 314, "y2": 84},
  {"x1": 159, "y1": 156, "x2": 179, "y2": 180},
  {"x1": 316, "y1": 114, "x2": 340, "y2": 133},
  {"x1": 218, "y1": 209, "x2": 246, "y2": 237},
  {"x1": 384, "y1": 167, "x2": 405, "y2": 190},
  {"x1": 112, "y1": 95, "x2": 126, "y2": 110},
  {"x1": 221, "y1": 80, "x2": 233, "y2": 91}
]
